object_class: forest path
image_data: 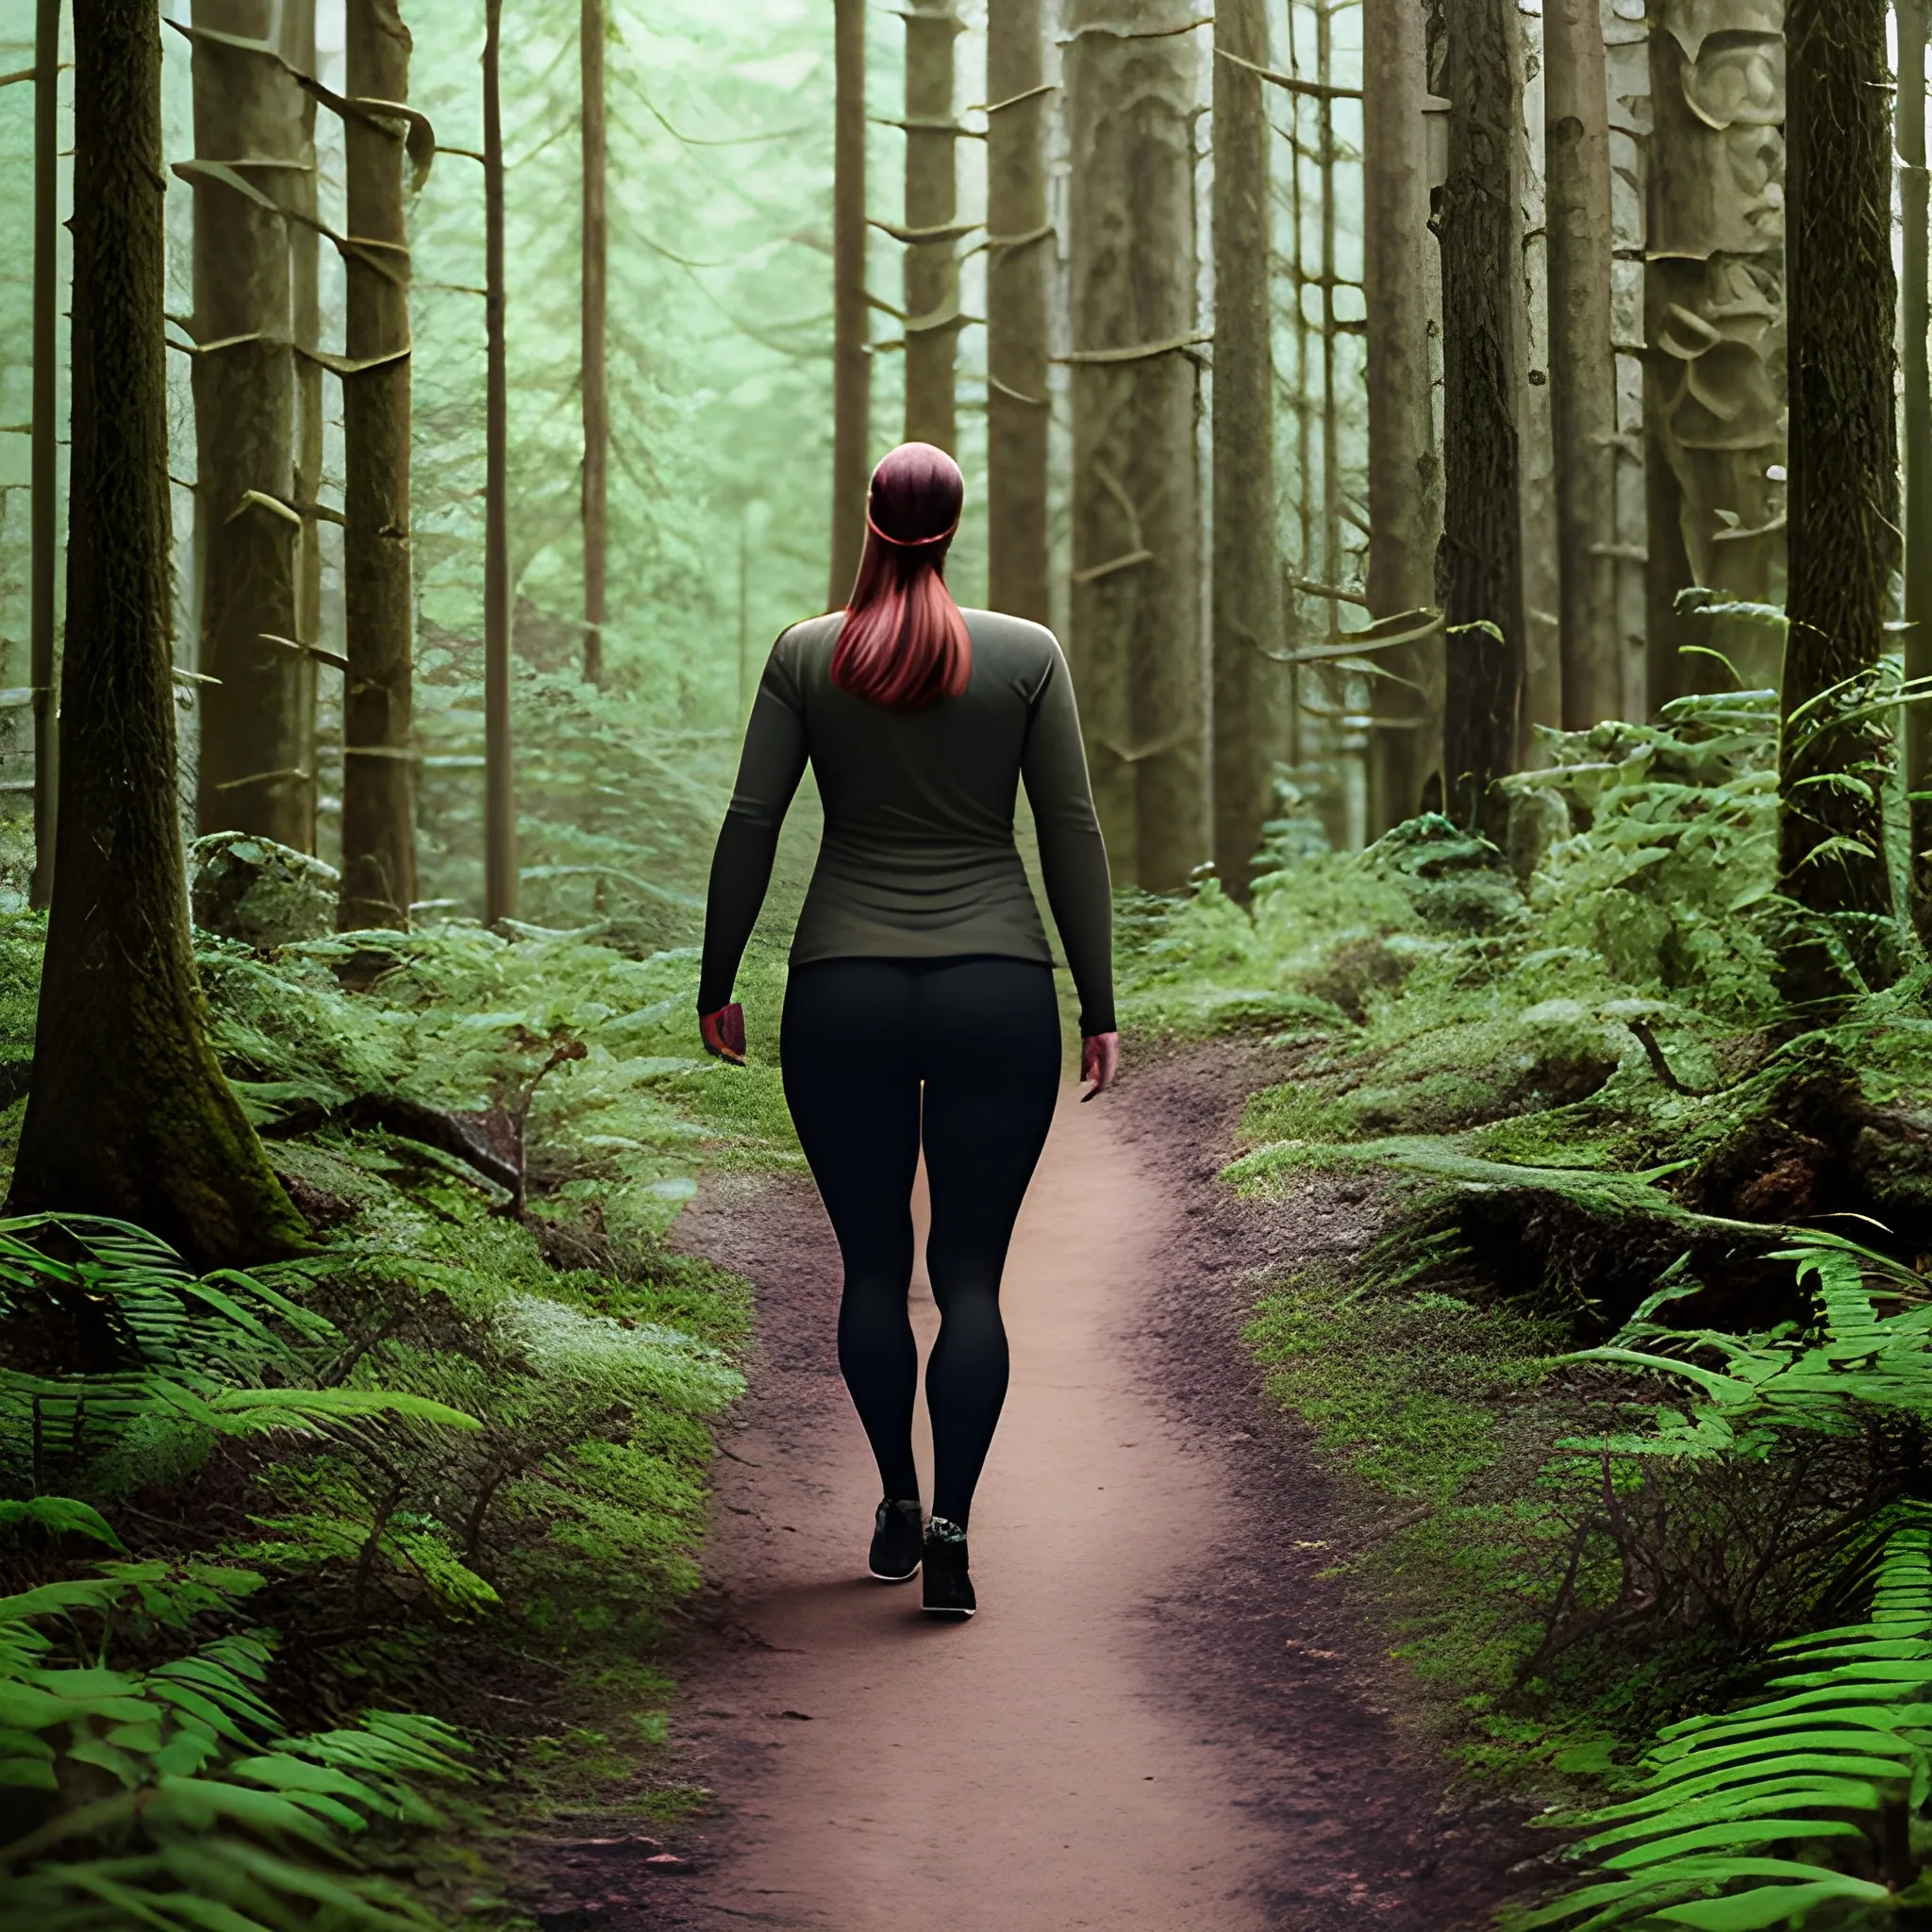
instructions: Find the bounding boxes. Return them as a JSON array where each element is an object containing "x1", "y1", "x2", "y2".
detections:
[
  {"x1": 620, "y1": 1048, "x2": 1536, "y2": 1932},
  {"x1": 664, "y1": 1088, "x2": 1286, "y2": 1929}
]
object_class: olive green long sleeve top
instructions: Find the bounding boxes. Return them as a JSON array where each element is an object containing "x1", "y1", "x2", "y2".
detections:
[{"x1": 697, "y1": 608, "x2": 1117, "y2": 1035}]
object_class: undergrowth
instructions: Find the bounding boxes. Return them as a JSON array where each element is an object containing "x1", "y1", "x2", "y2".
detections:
[
  {"x1": 1115, "y1": 690, "x2": 1932, "y2": 1920},
  {"x1": 0, "y1": 908, "x2": 806, "y2": 1921}
]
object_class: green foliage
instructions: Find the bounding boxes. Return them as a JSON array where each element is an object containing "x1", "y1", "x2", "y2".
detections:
[
  {"x1": 1508, "y1": 691, "x2": 1782, "y2": 1025},
  {"x1": 412, "y1": 677, "x2": 735, "y2": 949},
  {"x1": 0, "y1": 1225, "x2": 478, "y2": 1930},
  {"x1": 0, "y1": 1213, "x2": 479, "y2": 1505},
  {"x1": 1249, "y1": 1258, "x2": 1564, "y2": 1507},
  {"x1": 0, "y1": 1557, "x2": 474, "y2": 1931},
  {"x1": 1241, "y1": 1225, "x2": 1677, "y2": 1767},
  {"x1": 1119, "y1": 691, "x2": 1790, "y2": 1152},
  {"x1": 238, "y1": 1238, "x2": 741, "y2": 1629},
  {"x1": 1108, "y1": 688, "x2": 1932, "y2": 1862},
  {"x1": 0, "y1": 907, "x2": 779, "y2": 1878},
  {"x1": 1115, "y1": 846, "x2": 1413, "y2": 1039},
  {"x1": 1513, "y1": 1512, "x2": 1932, "y2": 1931},
  {"x1": 199, "y1": 921, "x2": 800, "y2": 1224},
  {"x1": 1564, "y1": 1234, "x2": 1932, "y2": 1462}
]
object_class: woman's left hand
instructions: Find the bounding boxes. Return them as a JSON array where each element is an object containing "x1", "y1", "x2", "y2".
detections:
[
  {"x1": 700, "y1": 1003, "x2": 746, "y2": 1065},
  {"x1": 1080, "y1": 1030, "x2": 1120, "y2": 1101}
]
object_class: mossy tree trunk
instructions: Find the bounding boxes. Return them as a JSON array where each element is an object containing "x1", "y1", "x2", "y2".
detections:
[
  {"x1": 1543, "y1": 0, "x2": 1619, "y2": 730},
  {"x1": 189, "y1": 0, "x2": 308, "y2": 849},
  {"x1": 338, "y1": 0, "x2": 417, "y2": 930},
  {"x1": 1776, "y1": 0, "x2": 1900, "y2": 998},
  {"x1": 1362, "y1": 0, "x2": 1440, "y2": 831},
  {"x1": 986, "y1": 0, "x2": 1050, "y2": 623},
  {"x1": 903, "y1": 0, "x2": 961, "y2": 453},
  {"x1": 1211, "y1": 0, "x2": 1285, "y2": 896},
  {"x1": 579, "y1": 0, "x2": 607, "y2": 686},
  {"x1": 828, "y1": 0, "x2": 869, "y2": 607},
  {"x1": 1065, "y1": 0, "x2": 1208, "y2": 891},
  {"x1": 1436, "y1": 0, "x2": 1525, "y2": 843},
  {"x1": 10, "y1": 0, "x2": 306, "y2": 1270}
]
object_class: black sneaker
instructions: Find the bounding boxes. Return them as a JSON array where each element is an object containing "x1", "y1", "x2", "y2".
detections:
[
  {"x1": 869, "y1": 1498, "x2": 924, "y2": 1582},
  {"x1": 921, "y1": 1517, "x2": 975, "y2": 1619}
]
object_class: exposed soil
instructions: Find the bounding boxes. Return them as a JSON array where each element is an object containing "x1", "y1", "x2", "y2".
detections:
[{"x1": 515, "y1": 1041, "x2": 1543, "y2": 1930}]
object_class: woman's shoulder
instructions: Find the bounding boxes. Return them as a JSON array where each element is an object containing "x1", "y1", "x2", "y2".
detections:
[
  {"x1": 765, "y1": 611, "x2": 844, "y2": 687},
  {"x1": 960, "y1": 608, "x2": 1065, "y2": 675},
  {"x1": 774, "y1": 611, "x2": 845, "y2": 658}
]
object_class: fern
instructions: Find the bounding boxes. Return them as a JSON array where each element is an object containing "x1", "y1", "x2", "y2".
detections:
[
  {"x1": 0, "y1": 1558, "x2": 472, "y2": 1930},
  {"x1": 1512, "y1": 1512, "x2": 1932, "y2": 1929},
  {"x1": 1508, "y1": 1239, "x2": 1932, "y2": 1928},
  {"x1": 0, "y1": 1213, "x2": 480, "y2": 1500},
  {"x1": 1561, "y1": 1232, "x2": 1932, "y2": 1463}
]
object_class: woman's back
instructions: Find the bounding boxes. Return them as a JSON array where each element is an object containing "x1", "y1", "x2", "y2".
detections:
[
  {"x1": 783, "y1": 605, "x2": 1053, "y2": 847},
  {"x1": 706, "y1": 604, "x2": 1114, "y2": 1036}
]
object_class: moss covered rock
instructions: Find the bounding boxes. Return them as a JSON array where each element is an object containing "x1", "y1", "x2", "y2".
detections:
[{"x1": 191, "y1": 833, "x2": 340, "y2": 949}]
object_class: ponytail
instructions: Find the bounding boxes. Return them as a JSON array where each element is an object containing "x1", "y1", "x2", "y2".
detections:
[{"x1": 833, "y1": 442, "x2": 972, "y2": 713}]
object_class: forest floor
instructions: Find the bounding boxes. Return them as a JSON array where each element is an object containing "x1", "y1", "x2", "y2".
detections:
[{"x1": 510, "y1": 1041, "x2": 1544, "y2": 1932}]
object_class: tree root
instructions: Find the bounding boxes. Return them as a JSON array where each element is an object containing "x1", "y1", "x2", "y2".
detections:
[{"x1": 259, "y1": 1095, "x2": 521, "y2": 1194}]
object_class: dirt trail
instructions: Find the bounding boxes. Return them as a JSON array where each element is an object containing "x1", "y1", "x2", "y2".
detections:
[
  {"x1": 572, "y1": 1049, "x2": 1538, "y2": 1932},
  {"x1": 668, "y1": 1089, "x2": 1283, "y2": 1928}
]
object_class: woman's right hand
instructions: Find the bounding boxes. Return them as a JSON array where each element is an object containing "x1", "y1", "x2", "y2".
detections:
[
  {"x1": 1080, "y1": 1030, "x2": 1120, "y2": 1101},
  {"x1": 700, "y1": 1003, "x2": 746, "y2": 1066}
]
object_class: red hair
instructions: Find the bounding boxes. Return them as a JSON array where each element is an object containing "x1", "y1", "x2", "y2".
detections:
[{"x1": 833, "y1": 442, "x2": 972, "y2": 712}]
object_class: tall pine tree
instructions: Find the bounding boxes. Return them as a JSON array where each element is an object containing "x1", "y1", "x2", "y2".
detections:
[
  {"x1": 338, "y1": 0, "x2": 419, "y2": 930},
  {"x1": 1777, "y1": 0, "x2": 1899, "y2": 997},
  {"x1": 1436, "y1": 0, "x2": 1526, "y2": 842},
  {"x1": 12, "y1": 0, "x2": 306, "y2": 1267}
]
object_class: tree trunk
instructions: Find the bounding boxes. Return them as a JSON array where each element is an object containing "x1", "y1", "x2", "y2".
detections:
[
  {"x1": 1516, "y1": 6, "x2": 1562, "y2": 751},
  {"x1": 1543, "y1": 0, "x2": 1619, "y2": 729},
  {"x1": 484, "y1": 0, "x2": 513, "y2": 925},
  {"x1": 28, "y1": 0, "x2": 60, "y2": 910},
  {"x1": 828, "y1": 0, "x2": 869, "y2": 608},
  {"x1": 1066, "y1": 1, "x2": 1208, "y2": 891},
  {"x1": 338, "y1": 0, "x2": 416, "y2": 931},
  {"x1": 1362, "y1": 0, "x2": 1441, "y2": 832},
  {"x1": 1286, "y1": 38, "x2": 1311, "y2": 785},
  {"x1": 985, "y1": 0, "x2": 1050, "y2": 624},
  {"x1": 1437, "y1": 0, "x2": 1526, "y2": 842},
  {"x1": 903, "y1": 0, "x2": 960, "y2": 453},
  {"x1": 1644, "y1": 0, "x2": 1786, "y2": 699},
  {"x1": 579, "y1": 0, "x2": 607, "y2": 686},
  {"x1": 10, "y1": 0, "x2": 306, "y2": 1269},
  {"x1": 189, "y1": 0, "x2": 307, "y2": 847},
  {"x1": 1776, "y1": 0, "x2": 1899, "y2": 997},
  {"x1": 1642, "y1": 391, "x2": 1700, "y2": 716},
  {"x1": 1900, "y1": 0, "x2": 1932, "y2": 920},
  {"x1": 1211, "y1": 0, "x2": 1284, "y2": 895},
  {"x1": 285, "y1": 0, "x2": 321, "y2": 855},
  {"x1": 1318, "y1": 2, "x2": 1369, "y2": 847},
  {"x1": 1605, "y1": 11, "x2": 1649, "y2": 725}
]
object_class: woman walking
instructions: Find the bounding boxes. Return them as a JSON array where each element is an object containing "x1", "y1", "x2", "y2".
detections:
[{"x1": 696, "y1": 441, "x2": 1119, "y2": 1621}]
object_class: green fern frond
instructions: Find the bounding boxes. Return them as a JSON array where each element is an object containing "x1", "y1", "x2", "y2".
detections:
[
  {"x1": 1513, "y1": 1514, "x2": 1932, "y2": 1929},
  {"x1": 0, "y1": 1558, "x2": 471, "y2": 1931},
  {"x1": 1560, "y1": 1233, "x2": 1932, "y2": 1460}
]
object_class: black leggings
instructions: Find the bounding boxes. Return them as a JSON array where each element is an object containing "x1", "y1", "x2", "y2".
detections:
[{"x1": 781, "y1": 957, "x2": 1061, "y2": 1527}]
